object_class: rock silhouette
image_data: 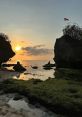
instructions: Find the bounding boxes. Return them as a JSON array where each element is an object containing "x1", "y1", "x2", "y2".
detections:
[
  {"x1": 0, "y1": 33, "x2": 15, "y2": 67},
  {"x1": 54, "y1": 25, "x2": 82, "y2": 69},
  {"x1": 13, "y1": 61, "x2": 26, "y2": 72}
]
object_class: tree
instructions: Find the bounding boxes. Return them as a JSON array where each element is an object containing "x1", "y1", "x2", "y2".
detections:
[
  {"x1": 0, "y1": 33, "x2": 15, "y2": 67},
  {"x1": 63, "y1": 24, "x2": 82, "y2": 40}
]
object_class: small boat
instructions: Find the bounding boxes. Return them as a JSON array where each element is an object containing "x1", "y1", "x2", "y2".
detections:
[
  {"x1": 43, "y1": 67, "x2": 53, "y2": 70},
  {"x1": 43, "y1": 61, "x2": 55, "y2": 68},
  {"x1": 31, "y1": 66, "x2": 38, "y2": 69}
]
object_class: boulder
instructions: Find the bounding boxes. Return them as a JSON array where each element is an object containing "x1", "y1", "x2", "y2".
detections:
[
  {"x1": 13, "y1": 62, "x2": 26, "y2": 72},
  {"x1": 54, "y1": 35, "x2": 82, "y2": 69}
]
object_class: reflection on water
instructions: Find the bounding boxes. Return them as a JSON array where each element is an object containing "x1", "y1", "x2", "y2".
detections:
[
  {"x1": 0, "y1": 70, "x2": 20, "y2": 81},
  {"x1": 0, "y1": 60, "x2": 55, "y2": 81},
  {"x1": 8, "y1": 97, "x2": 60, "y2": 117}
]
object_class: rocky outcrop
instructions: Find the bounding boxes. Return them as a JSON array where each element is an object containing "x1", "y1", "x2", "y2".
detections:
[
  {"x1": 54, "y1": 35, "x2": 82, "y2": 69},
  {"x1": 13, "y1": 61, "x2": 26, "y2": 72}
]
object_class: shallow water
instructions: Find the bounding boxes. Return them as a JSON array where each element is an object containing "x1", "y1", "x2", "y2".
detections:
[{"x1": 1, "y1": 60, "x2": 55, "y2": 81}]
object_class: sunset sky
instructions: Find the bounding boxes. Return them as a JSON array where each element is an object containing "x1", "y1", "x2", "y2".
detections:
[{"x1": 0, "y1": 0, "x2": 82, "y2": 60}]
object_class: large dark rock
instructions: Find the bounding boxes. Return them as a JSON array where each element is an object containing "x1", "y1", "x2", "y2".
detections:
[
  {"x1": 13, "y1": 61, "x2": 26, "y2": 72},
  {"x1": 54, "y1": 35, "x2": 82, "y2": 69},
  {"x1": 0, "y1": 33, "x2": 15, "y2": 66}
]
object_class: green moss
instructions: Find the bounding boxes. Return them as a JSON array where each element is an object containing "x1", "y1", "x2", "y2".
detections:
[{"x1": 55, "y1": 68, "x2": 82, "y2": 81}]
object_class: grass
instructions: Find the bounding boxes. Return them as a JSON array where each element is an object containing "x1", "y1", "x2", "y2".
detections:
[{"x1": 0, "y1": 69, "x2": 82, "y2": 116}]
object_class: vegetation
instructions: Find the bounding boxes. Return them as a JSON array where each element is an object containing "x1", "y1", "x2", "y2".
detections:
[
  {"x1": 0, "y1": 69, "x2": 82, "y2": 116},
  {"x1": 0, "y1": 33, "x2": 15, "y2": 66},
  {"x1": 63, "y1": 24, "x2": 82, "y2": 40}
]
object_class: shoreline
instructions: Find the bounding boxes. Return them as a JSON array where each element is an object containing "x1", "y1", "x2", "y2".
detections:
[{"x1": 0, "y1": 68, "x2": 82, "y2": 117}]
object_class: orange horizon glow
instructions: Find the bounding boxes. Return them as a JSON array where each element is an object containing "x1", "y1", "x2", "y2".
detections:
[
  {"x1": 9, "y1": 34, "x2": 53, "y2": 61},
  {"x1": 11, "y1": 53, "x2": 53, "y2": 61}
]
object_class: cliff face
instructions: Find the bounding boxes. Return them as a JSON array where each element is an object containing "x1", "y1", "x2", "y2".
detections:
[{"x1": 54, "y1": 35, "x2": 82, "y2": 68}]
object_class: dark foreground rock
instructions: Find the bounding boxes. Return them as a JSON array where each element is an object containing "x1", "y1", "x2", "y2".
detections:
[{"x1": 54, "y1": 35, "x2": 82, "y2": 69}]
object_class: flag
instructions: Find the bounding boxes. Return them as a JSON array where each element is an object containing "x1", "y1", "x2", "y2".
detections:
[{"x1": 64, "y1": 18, "x2": 69, "y2": 21}]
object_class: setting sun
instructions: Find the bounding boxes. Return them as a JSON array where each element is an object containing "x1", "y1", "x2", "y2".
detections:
[{"x1": 15, "y1": 46, "x2": 21, "y2": 51}]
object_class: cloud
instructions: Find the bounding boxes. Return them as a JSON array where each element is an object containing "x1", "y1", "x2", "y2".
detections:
[
  {"x1": 33, "y1": 44, "x2": 45, "y2": 48},
  {"x1": 22, "y1": 45, "x2": 53, "y2": 56}
]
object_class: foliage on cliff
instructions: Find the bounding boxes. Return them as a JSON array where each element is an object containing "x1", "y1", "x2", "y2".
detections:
[{"x1": 63, "y1": 24, "x2": 82, "y2": 40}]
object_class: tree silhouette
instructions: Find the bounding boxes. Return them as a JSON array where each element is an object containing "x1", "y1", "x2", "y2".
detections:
[
  {"x1": 0, "y1": 33, "x2": 15, "y2": 67},
  {"x1": 63, "y1": 24, "x2": 82, "y2": 40}
]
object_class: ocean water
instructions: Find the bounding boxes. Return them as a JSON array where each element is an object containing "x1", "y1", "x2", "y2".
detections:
[{"x1": 1, "y1": 60, "x2": 55, "y2": 81}]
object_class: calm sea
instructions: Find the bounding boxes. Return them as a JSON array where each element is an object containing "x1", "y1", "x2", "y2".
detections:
[{"x1": 0, "y1": 60, "x2": 55, "y2": 81}]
